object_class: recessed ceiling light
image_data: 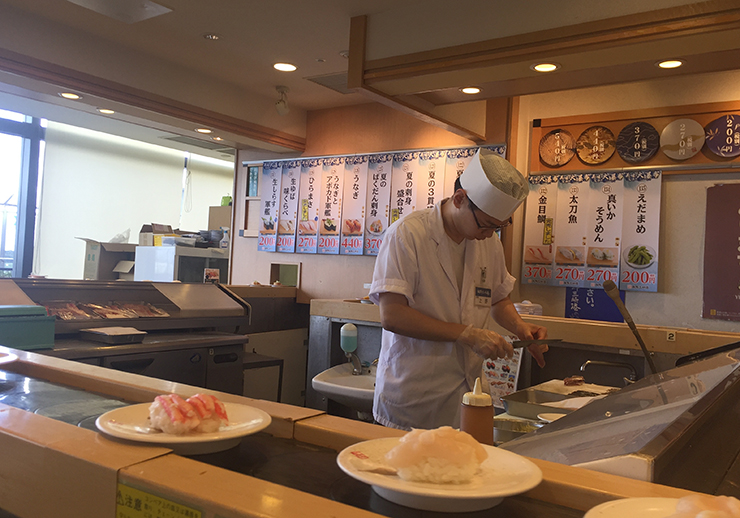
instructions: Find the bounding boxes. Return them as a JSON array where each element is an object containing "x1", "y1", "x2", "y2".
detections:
[
  {"x1": 203, "y1": 33, "x2": 220, "y2": 41},
  {"x1": 657, "y1": 59, "x2": 683, "y2": 69},
  {"x1": 212, "y1": 136, "x2": 224, "y2": 141},
  {"x1": 97, "y1": 108, "x2": 115, "y2": 114},
  {"x1": 460, "y1": 87, "x2": 481, "y2": 95},
  {"x1": 195, "y1": 128, "x2": 212, "y2": 134},
  {"x1": 531, "y1": 63, "x2": 560, "y2": 73},
  {"x1": 273, "y1": 62, "x2": 297, "y2": 72},
  {"x1": 59, "y1": 92, "x2": 81, "y2": 100}
]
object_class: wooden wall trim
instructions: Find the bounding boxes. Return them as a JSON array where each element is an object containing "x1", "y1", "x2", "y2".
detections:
[
  {"x1": 0, "y1": 47, "x2": 306, "y2": 152},
  {"x1": 347, "y1": 15, "x2": 367, "y2": 90},
  {"x1": 361, "y1": 0, "x2": 740, "y2": 82}
]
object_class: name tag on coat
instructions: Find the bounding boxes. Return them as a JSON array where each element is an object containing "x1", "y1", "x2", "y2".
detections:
[{"x1": 475, "y1": 286, "x2": 492, "y2": 307}]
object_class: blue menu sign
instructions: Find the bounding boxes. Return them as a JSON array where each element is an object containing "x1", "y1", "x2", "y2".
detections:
[{"x1": 565, "y1": 287, "x2": 626, "y2": 323}]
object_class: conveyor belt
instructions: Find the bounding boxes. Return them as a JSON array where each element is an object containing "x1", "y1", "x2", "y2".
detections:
[{"x1": 0, "y1": 369, "x2": 580, "y2": 518}]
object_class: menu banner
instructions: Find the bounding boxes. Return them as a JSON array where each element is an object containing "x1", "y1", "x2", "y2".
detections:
[
  {"x1": 584, "y1": 173, "x2": 624, "y2": 288},
  {"x1": 390, "y1": 152, "x2": 419, "y2": 225},
  {"x1": 552, "y1": 175, "x2": 590, "y2": 287},
  {"x1": 318, "y1": 157, "x2": 344, "y2": 254},
  {"x1": 340, "y1": 156, "x2": 368, "y2": 255},
  {"x1": 702, "y1": 183, "x2": 740, "y2": 321},
  {"x1": 522, "y1": 175, "x2": 558, "y2": 285},
  {"x1": 364, "y1": 154, "x2": 393, "y2": 256},
  {"x1": 620, "y1": 171, "x2": 661, "y2": 292},
  {"x1": 296, "y1": 159, "x2": 321, "y2": 254},
  {"x1": 276, "y1": 160, "x2": 300, "y2": 253},
  {"x1": 257, "y1": 161, "x2": 282, "y2": 252},
  {"x1": 417, "y1": 150, "x2": 446, "y2": 209}
]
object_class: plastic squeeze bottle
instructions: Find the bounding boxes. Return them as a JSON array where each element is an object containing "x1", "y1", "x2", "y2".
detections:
[{"x1": 460, "y1": 377, "x2": 494, "y2": 445}]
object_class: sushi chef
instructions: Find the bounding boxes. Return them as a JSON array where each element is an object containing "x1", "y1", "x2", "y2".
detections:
[{"x1": 369, "y1": 148, "x2": 548, "y2": 431}]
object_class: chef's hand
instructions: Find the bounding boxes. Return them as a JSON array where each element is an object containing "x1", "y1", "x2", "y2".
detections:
[
  {"x1": 515, "y1": 322, "x2": 548, "y2": 368},
  {"x1": 456, "y1": 324, "x2": 514, "y2": 360}
]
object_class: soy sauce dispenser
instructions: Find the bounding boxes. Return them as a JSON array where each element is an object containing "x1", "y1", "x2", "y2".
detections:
[{"x1": 460, "y1": 377, "x2": 494, "y2": 445}]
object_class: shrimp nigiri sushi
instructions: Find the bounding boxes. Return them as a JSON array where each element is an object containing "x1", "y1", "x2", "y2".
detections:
[
  {"x1": 186, "y1": 393, "x2": 229, "y2": 433},
  {"x1": 148, "y1": 394, "x2": 200, "y2": 435},
  {"x1": 384, "y1": 426, "x2": 487, "y2": 484}
]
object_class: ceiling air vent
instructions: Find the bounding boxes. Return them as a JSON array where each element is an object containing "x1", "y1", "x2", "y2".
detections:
[{"x1": 161, "y1": 135, "x2": 235, "y2": 155}]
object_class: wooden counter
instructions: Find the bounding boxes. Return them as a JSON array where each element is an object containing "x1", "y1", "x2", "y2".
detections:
[
  {"x1": 310, "y1": 299, "x2": 740, "y2": 355},
  {"x1": 0, "y1": 346, "x2": 701, "y2": 518}
]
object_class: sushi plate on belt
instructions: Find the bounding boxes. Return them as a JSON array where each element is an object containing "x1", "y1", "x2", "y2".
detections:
[
  {"x1": 337, "y1": 437, "x2": 542, "y2": 512},
  {"x1": 95, "y1": 402, "x2": 271, "y2": 455}
]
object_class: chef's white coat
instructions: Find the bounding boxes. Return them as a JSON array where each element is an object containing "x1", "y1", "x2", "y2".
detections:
[{"x1": 369, "y1": 200, "x2": 515, "y2": 430}]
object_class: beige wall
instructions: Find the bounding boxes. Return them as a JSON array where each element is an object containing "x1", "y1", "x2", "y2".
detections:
[
  {"x1": 511, "y1": 69, "x2": 740, "y2": 333},
  {"x1": 232, "y1": 71, "x2": 740, "y2": 335}
]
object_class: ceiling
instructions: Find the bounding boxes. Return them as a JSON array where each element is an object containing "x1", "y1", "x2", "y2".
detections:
[{"x1": 0, "y1": 0, "x2": 737, "y2": 158}]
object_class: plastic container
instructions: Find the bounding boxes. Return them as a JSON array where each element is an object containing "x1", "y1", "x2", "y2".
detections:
[
  {"x1": 460, "y1": 377, "x2": 494, "y2": 445},
  {"x1": 219, "y1": 227, "x2": 230, "y2": 249},
  {"x1": 340, "y1": 323, "x2": 357, "y2": 353},
  {"x1": 514, "y1": 300, "x2": 543, "y2": 315}
]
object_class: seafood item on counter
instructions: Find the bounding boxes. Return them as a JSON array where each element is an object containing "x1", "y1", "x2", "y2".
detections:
[
  {"x1": 666, "y1": 494, "x2": 740, "y2": 517},
  {"x1": 564, "y1": 375, "x2": 585, "y2": 386},
  {"x1": 384, "y1": 426, "x2": 487, "y2": 484},
  {"x1": 298, "y1": 220, "x2": 317, "y2": 234},
  {"x1": 44, "y1": 301, "x2": 101, "y2": 320},
  {"x1": 114, "y1": 302, "x2": 169, "y2": 318},
  {"x1": 148, "y1": 394, "x2": 201, "y2": 435},
  {"x1": 186, "y1": 393, "x2": 229, "y2": 433}
]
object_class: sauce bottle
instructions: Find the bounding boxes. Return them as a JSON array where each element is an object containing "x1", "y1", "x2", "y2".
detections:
[{"x1": 460, "y1": 377, "x2": 494, "y2": 446}]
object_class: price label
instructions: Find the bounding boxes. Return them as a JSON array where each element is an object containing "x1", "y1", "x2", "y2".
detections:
[
  {"x1": 364, "y1": 236, "x2": 383, "y2": 256},
  {"x1": 318, "y1": 235, "x2": 339, "y2": 254},
  {"x1": 585, "y1": 268, "x2": 618, "y2": 286},
  {"x1": 620, "y1": 269, "x2": 657, "y2": 291},
  {"x1": 340, "y1": 236, "x2": 363, "y2": 255},
  {"x1": 523, "y1": 265, "x2": 552, "y2": 285},
  {"x1": 116, "y1": 483, "x2": 201, "y2": 518},
  {"x1": 277, "y1": 235, "x2": 295, "y2": 252},
  {"x1": 257, "y1": 234, "x2": 276, "y2": 251},
  {"x1": 555, "y1": 266, "x2": 585, "y2": 287},
  {"x1": 297, "y1": 236, "x2": 316, "y2": 251}
]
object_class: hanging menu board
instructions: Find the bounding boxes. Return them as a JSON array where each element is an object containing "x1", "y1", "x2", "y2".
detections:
[
  {"x1": 296, "y1": 159, "x2": 321, "y2": 254},
  {"x1": 390, "y1": 152, "x2": 419, "y2": 225},
  {"x1": 552, "y1": 177, "x2": 588, "y2": 287},
  {"x1": 416, "y1": 150, "x2": 446, "y2": 209},
  {"x1": 584, "y1": 173, "x2": 623, "y2": 289},
  {"x1": 364, "y1": 154, "x2": 393, "y2": 256},
  {"x1": 318, "y1": 157, "x2": 344, "y2": 254},
  {"x1": 620, "y1": 171, "x2": 661, "y2": 292},
  {"x1": 276, "y1": 160, "x2": 300, "y2": 253},
  {"x1": 523, "y1": 171, "x2": 662, "y2": 291},
  {"x1": 257, "y1": 161, "x2": 282, "y2": 252},
  {"x1": 522, "y1": 176, "x2": 557, "y2": 285},
  {"x1": 340, "y1": 156, "x2": 368, "y2": 255},
  {"x1": 444, "y1": 148, "x2": 478, "y2": 198}
]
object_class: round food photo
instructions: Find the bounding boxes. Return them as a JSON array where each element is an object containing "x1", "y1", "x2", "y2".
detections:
[
  {"x1": 623, "y1": 244, "x2": 656, "y2": 269},
  {"x1": 367, "y1": 218, "x2": 384, "y2": 235}
]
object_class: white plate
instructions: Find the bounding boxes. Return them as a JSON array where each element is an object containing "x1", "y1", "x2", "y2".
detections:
[
  {"x1": 537, "y1": 413, "x2": 566, "y2": 423},
  {"x1": 337, "y1": 437, "x2": 542, "y2": 512},
  {"x1": 0, "y1": 351, "x2": 18, "y2": 366},
  {"x1": 585, "y1": 497, "x2": 678, "y2": 518},
  {"x1": 95, "y1": 401, "x2": 271, "y2": 455}
]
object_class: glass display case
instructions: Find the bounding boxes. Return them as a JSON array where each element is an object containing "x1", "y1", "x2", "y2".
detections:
[{"x1": 501, "y1": 347, "x2": 740, "y2": 496}]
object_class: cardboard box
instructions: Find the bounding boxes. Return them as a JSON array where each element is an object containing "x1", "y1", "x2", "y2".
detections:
[
  {"x1": 77, "y1": 238, "x2": 137, "y2": 280},
  {"x1": 112, "y1": 260, "x2": 135, "y2": 281},
  {"x1": 208, "y1": 205, "x2": 231, "y2": 230},
  {"x1": 138, "y1": 223, "x2": 174, "y2": 246}
]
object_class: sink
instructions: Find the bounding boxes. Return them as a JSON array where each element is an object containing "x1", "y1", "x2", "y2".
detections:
[{"x1": 311, "y1": 363, "x2": 376, "y2": 413}]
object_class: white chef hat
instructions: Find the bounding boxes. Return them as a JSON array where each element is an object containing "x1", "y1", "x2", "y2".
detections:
[{"x1": 459, "y1": 148, "x2": 528, "y2": 221}]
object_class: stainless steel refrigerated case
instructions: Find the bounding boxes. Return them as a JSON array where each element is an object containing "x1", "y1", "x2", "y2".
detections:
[{"x1": 501, "y1": 347, "x2": 740, "y2": 496}]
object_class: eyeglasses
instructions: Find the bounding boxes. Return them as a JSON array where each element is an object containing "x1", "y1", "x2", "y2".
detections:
[{"x1": 469, "y1": 202, "x2": 512, "y2": 231}]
